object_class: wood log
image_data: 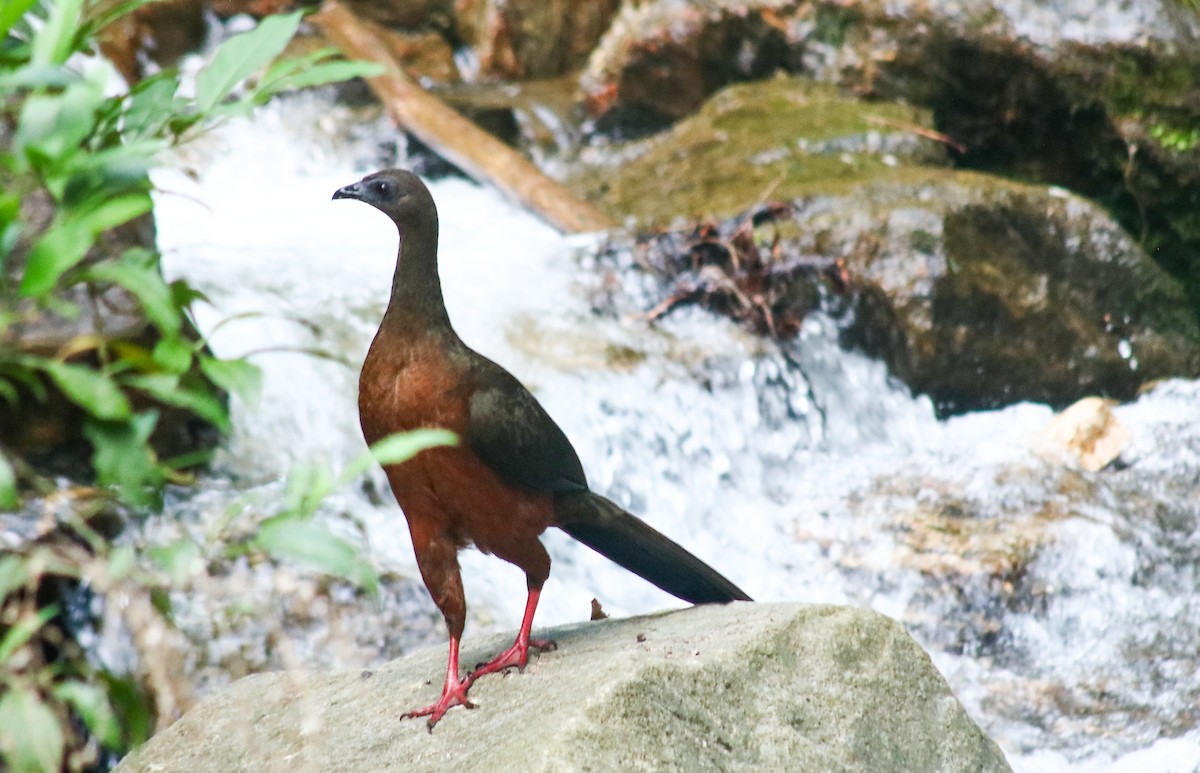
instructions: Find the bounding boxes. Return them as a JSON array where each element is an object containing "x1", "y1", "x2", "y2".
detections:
[{"x1": 311, "y1": 0, "x2": 615, "y2": 234}]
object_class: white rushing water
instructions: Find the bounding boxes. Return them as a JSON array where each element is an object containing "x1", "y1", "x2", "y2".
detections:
[{"x1": 152, "y1": 93, "x2": 1200, "y2": 772}]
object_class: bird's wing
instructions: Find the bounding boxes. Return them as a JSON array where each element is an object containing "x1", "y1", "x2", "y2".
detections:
[{"x1": 465, "y1": 354, "x2": 589, "y2": 494}]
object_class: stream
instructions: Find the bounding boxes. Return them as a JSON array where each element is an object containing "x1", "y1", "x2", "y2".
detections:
[{"x1": 151, "y1": 91, "x2": 1200, "y2": 772}]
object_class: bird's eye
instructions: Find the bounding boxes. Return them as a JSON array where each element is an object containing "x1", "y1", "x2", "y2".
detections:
[{"x1": 371, "y1": 179, "x2": 394, "y2": 197}]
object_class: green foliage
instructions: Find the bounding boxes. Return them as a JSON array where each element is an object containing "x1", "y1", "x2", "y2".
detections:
[
  {"x1": 1149, "y1": 121, "x2": 1200, "y2": 153},
  {"x1": 0, "y1": 687, "x2": 65, "y2": 773},
  {"x1": 195, "y1": 10, "x2": 305, "y2": 113},
  {"x1": 0, "y1": 2, "x2": 380, "y2": 511},
  {"x1": 0, "y1": 425, "x2": 456, "y2": 770},
  {"x1": 254, "y1": 430, "x2": 457, "y2": 593},
  {"x1": 0, "y1": 3, "x2": 389, "y2": 771},
  {"x1": 0, "y1": 453, "x2": 19, "y2": 509}
]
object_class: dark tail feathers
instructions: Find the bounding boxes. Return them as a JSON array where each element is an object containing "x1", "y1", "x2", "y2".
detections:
[{"x1": 555, "y1": 492, "x2": 752, "y2": 604}]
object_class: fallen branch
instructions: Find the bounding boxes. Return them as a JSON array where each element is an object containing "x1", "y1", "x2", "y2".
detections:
[{"x1": 312, "y1": 0, "x2": 615, "y2": 234}]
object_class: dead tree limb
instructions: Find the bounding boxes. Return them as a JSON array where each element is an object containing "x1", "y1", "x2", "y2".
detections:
[{"x1": 312, "y1": 0, "x2": 615, "y2": 234}]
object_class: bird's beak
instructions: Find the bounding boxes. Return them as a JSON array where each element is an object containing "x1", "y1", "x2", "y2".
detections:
[{"x1": 333, "y1": 181, "x2": 364, "y2": 201}]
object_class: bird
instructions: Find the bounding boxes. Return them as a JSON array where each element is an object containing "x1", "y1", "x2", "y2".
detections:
[{"x1": 333, "y1": 169, "x2": 752, "y2": 730}]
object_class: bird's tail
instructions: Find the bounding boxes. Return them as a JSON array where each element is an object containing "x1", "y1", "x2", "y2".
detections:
[{"x1": 555, "y1": 492, "x2": 752, "y2": 604}]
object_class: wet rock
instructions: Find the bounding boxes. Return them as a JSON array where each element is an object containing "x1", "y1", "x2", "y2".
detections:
[
  {"x1": 1032, "y1": 397, "x2": 1130, "y2": 472},
  {"x1": 577, "y1": 77, "x2": 1200, "y2": 414},
  {"x1": 114, "y1": 603, "x2": 1012, "y2": 773},
  {"x1": 581, "y1": 0, "x2": 1200, "y2": 305},
  {"x1": 299, "y1": 0, "x2": 619, "y2": 83},
  {"x1": 97, "y1": 0, "x2": 207, "y2": 85},
  {"x1": 582, "y1": 0, "x2": 795, "y2": 126},
  {"x1": 456, "y1": 0, "x2": 622, "y2": 80},
  {"x1": 837, "y1": 180, "x2": 1200, "y2": 414},
  {"x1": 833, "y1": 380, "x2": 1200, "y2": 756},
  {"x1": 336, "y1": 0, "x2": 455, "y2": 30}
]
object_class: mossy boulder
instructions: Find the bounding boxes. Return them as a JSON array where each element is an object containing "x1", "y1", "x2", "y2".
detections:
[
  {"x1": 834, "y1": 177, "x2": 1200, "y2": 413},
  {"x1": 577, "y1": 77, "x2": 1200, "y2": 413},
  {"x1": 580, "y1": 0, "x2": 1200, "y2": 309},
  {"x1": 572, "y1": 76, "x2": 949, "y2": 226}
]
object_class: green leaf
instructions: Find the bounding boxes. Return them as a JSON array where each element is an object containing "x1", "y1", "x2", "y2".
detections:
[
  {"x1": 148, "y1": 538, "x2": 202, "y2": 584},
  {"x1": 255, "y1": 518, "x2": 378, "y2": 593},
  {"x1": 0, "y1": 555, "x2": 28, "y2": 603},
  {"x1": 15, "y1": 71, "x2": 104, "y2": 163},
  {"x1": 280, "y1": 462, "x2": 334, "y2": 519},
  {"x1": 371, "y1": 429, "x2": 458, "y2": 465},
  {"x1": 75, "y1": 192, "x2": 154, "y2": 237},
  {"x1": 107, "y1": 544, "x2": 136, "y2": 581},
  {"x1": 0, "y1": 363, "x2": 45, "y2": 403},
  {"x1": 124, "y1": 373, "x2": 229, "y2": 430},
  {"x1": 83, "y1": 412, "x2": 162, "y2": 507},
  {"x1": 152, "y1": 337, "x2": 193, "y2": 374},
  {"x1": 60, "y1": 140, "x2": 163, "y2": 189},
  {"x1": 269, "y1": 59, "x2": 384, "y2": 92},
  {"x1": 18, "y1": 220, "x2": 87, "y2": 298},
  {"x1": 86, "y1": 249, "x2": 181, "y2": 336},
  {"x1": 342, "y1": 429, "x2": 457, "y2": 482},
  {"x1": 42, "y1": 362, "x2": 131, "y2": 421},
  {"x1": 53, "y1": 681, "x2": 121, "y2": 750},
  {"x1": 97, "y1": 672, "x2": 152, "y2": 747},
  {"x1": 0, "y1": 688, "x2": 65, "y2": 773},
  {"x1": 170, "y1": 279, "x2": 209, "y2": 308},
  {"x1": 0, "y1": 193, "x2": 21, "y2": 264},
  {"x1": 0, "y1": 604, "x2": 57, "y2": 664},
  {"x1": 30, "y1": 0, "x2": 83, "y2": 67},
  {"x1": 121, "y1": 74, "x2": 182, "y2": 141},
  {"x1": 0, "y1": 0, "x2": 38, "y2": 42},
  {"x1": 194, "y1": 10, "x2": 304, "y2": 113},
  {"x1": 0, "y1": 454, "x2": 17, "y2": 511},
  {"x1": 19, "y1": 193, "x2": 151, "y2": 298},
  {"x1": 198, "y1": 356, "x2": 262, "y2": 405},
  {"x1": 255, "y1": 47, "x2": 383, "y2": 95},
  {"x1": 0, "y1": 64, "x2": 76, "y2": 92}
]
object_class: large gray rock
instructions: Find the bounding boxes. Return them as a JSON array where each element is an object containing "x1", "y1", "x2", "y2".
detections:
[{"x1": 114, "y1": 603, "x2": 1010, "y2": 772}]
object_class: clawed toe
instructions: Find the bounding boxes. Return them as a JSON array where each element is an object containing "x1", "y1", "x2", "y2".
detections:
[{"x1": 467, "y1": 636, "x2": 557, "y2": 683}]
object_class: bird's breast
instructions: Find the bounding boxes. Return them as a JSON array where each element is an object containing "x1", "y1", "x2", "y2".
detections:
[{"x1": 358, "y1": 330, "x2": 469, "y2": 445}]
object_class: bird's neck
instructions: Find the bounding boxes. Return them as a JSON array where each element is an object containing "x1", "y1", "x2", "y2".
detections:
[{"x1": 382, "y1": 222, "x2": 452, "y2": 331}]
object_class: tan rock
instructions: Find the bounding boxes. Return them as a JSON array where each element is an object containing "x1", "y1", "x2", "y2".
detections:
[{"x1": 1034, "y1": 397, "x2": 1131, "y2": 472}]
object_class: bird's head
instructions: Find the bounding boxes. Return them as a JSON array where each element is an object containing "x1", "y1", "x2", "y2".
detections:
[{"x1": 332, "y1": 169, "x2": 437, "y2": 231}]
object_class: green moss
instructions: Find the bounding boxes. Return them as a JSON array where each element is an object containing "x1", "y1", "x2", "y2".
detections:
[
  {"x1": 1102, "y1": 54, "x2": 1200, "y2": 116},
  {"x1": 1148, "y1": 122, "x2": 1200, "y2": 153},
  {"x1": 572, "y1": 76, "x2": 946, "y2": 225}
]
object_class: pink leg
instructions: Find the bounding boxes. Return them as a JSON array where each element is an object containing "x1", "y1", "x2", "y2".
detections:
[
  {"x1": 467, "y1": 588, "x2": 557, "y2": 683},
  {"x1": 401, "y1": 636, "x2": 475, "y2": 731}
]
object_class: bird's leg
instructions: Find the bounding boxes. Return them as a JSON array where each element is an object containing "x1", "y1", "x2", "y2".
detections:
[
  {"x1": 401, "y1": 635, "x2": 475, "y2": 731},
  {"x1": 467, "y1": 586, "x2": 557, "y2": 682},
  {"x1": 403, "y1": 527, "x2": 473, "y2": 730}
]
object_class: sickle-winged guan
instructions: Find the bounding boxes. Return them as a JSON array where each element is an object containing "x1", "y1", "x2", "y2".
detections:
[{"x1": 333, "y1": 169, "x2": 751, "y2": 730}]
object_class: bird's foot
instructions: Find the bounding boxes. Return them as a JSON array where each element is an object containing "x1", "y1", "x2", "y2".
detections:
[
  {"x1": 401, "y1": 672, "x2": 475, "y2": 732},
  {"x1": 467, "y1": 637, "x2": 557, "y2": 683}
]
